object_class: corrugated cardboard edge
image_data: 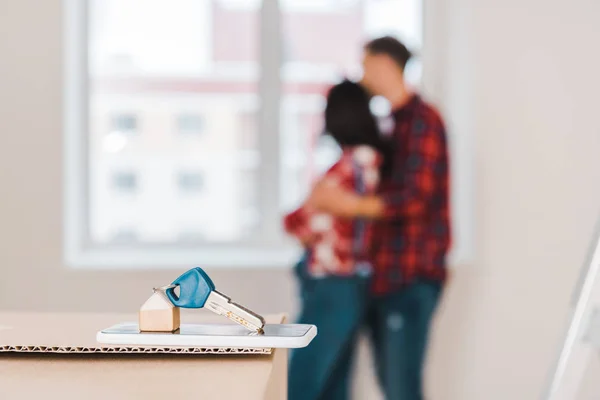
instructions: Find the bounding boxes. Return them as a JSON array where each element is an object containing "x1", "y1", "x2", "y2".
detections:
[
  {"x1": 0, "y1": 313, "x2": 289, "y2": 356},
  {"x1": 0, "y1": 345, "x2": 271, "y2": 355}
]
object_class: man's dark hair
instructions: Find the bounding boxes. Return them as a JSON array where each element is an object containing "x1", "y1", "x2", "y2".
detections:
[{"x1": 364, "y1": 36, "x2": 412, "y2": 71}]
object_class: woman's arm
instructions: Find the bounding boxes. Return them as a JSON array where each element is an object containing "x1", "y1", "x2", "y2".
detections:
[
  {"x1": 283, "y1": 157, "x2": 348, "y2": 244},
  {"x1": 283, "y1": 206, "x2": 314, "y2": 245},
  {"x1": 306, "y1": 149, "x2": 383, "y2": 218}
]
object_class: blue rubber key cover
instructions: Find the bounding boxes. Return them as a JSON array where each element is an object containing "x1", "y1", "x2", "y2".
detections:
[{"x1": 165, "y1": 267, "x2": 215, "y2": 308}]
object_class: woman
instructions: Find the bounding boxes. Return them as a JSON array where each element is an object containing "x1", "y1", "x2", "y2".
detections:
[{"x1": 285, "y1": 79, "x2": 391, "y2": 400}]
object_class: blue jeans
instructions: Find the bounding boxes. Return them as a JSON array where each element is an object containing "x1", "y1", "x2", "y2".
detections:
[{"x1": 288, "y1": 259, "x2": 442, "y2": 400}]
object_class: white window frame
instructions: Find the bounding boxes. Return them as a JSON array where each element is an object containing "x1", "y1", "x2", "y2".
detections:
[
  {"x1": 64, "y1": 0, "x2": 300, "y2": 269},
  {"x1": 217, "y1": 0, "x2": 358, "y2": 13},
  {"x1": 64, "y1": 0, "x2": 474, "y2": 269}
]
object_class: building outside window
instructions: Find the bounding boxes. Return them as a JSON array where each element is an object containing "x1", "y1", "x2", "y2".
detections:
[{"x1": 177, "y1": 114, "x2": 205, "y2": 135}]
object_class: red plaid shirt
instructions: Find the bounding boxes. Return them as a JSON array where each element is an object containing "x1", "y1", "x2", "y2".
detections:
[
  {"x1": 371, "y1": 94, "x2": 451, "y2": 295},
  {"x1": 284, "y1": 146, "x2": 382, "y2": 277}
]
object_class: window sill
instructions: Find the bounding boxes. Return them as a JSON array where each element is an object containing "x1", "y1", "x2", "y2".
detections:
[
  {"x1": 66, "y1": 244, "x2": 471, "y2": 270},
  {"x1": 65, "y1": 245, "x2": 304, "y2": 270}
]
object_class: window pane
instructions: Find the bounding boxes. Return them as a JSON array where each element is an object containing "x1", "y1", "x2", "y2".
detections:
[
  {"x1": 111, "y1": 114, "x2": 138, "y2": 135},
  {"x1": 88, "y1": 0, "x2": 261, "y2": 244},
  {"x1": 177, "y1": 114, "x2": 205, "y2": 135},
  {"x1": 279, "y1": 0, "x2": 423, "y2": 211},
  {"x1": 111, "y1": 171, "x2": 138, "y2": 193},
  {"x1": 177, "y1": 171, "x2": 205, "y2": 193}
]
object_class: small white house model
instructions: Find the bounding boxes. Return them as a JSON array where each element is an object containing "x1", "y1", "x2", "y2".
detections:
[{"x1": 139, "y1": 291, "x2": 180, "y2": 332}]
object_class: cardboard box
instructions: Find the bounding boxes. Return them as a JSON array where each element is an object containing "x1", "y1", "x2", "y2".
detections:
[{"x1": 0, "y1": 311, "x2": 288, "y2": 399}]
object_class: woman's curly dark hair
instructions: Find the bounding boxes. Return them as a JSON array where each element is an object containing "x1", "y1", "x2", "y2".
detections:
[{"x1": 324, "y1": 79, "x2": 392, "y2": 176}]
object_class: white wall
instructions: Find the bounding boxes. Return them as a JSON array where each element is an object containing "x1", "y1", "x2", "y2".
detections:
[
  {"x1": 425, "y1": 0, "x2": 600, "y2": 398},
  {"x1": 1, "y1": 0, "x2": 600, "y2": 399}
]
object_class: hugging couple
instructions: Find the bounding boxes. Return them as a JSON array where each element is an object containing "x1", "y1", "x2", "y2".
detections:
[{"x1": 283, "y1": 36, "x2": 451, "y2": 400}]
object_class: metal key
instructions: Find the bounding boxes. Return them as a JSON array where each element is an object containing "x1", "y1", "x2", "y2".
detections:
[
  {"x1": 203, "y1": 290, "x2": 265, "y2": 333},
  {"x1": 165, "y1": 267, "x2": 266, "y2": 334}
]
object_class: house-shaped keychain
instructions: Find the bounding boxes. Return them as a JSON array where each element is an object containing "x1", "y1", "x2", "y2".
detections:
[{"x1": 139, "y1": 286, "x2": 180, "y2": 333}]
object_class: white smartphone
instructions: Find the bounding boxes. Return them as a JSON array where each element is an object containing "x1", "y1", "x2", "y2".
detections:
[{"x1": 97, "y1": 323, "x2": 317, "y2": 349}]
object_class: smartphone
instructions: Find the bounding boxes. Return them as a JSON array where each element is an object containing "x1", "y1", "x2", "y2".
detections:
[{"x1": 97, "y1": 323, "x2": 317, "y2": 349}]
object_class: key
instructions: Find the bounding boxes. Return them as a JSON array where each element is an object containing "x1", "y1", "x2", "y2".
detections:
[
  {"x1": 165, "y1": 267, "x2": 266, "y2": 334},
  {"x1": 203, "y1": 291, "x2": 266, "y2": 334}
]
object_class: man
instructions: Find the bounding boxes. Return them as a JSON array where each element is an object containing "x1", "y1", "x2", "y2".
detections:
[{"x1": 305, "y1": 36, "x2": 451, "y2": 399}]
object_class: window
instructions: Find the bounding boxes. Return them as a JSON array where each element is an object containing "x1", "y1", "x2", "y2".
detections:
[
  {"x1": 65, "y1": 0, "x2": 472, "y2": 268},
  {"x1": 178, "y1": 230, "x2": 206, "y2": 242},
  {"x1": 112, "y1": 171, "x2": 137, "y2": 193},
  {"x1": 111, "y1": 114, "x2": 137, "y2": 135},
  {"x1": 177, "y1": 171, "x2": 204, "y2": 193},
  {"x1": 111, "y1": 228, "x2": 139, "y2": 244},
  {"x1": 177, "y1": 114, "x2": 204, "y2": 135}
]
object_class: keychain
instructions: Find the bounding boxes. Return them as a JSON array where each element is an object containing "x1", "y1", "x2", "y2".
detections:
[{"x1": 139, "y1": 267, "x2": 265, "y2": 334}]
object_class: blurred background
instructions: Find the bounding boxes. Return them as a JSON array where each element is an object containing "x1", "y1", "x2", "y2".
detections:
[{"x1": 1, "y1": 0, "x2": 599, "y2": 398}]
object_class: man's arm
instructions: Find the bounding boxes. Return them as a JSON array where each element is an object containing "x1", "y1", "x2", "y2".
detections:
[
  {"x1": 308, "y1": 117, "x2": 447, "y2": 220},
  {"x1": 306, "y1": 180, "x2": 382, "y2": 218}
]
